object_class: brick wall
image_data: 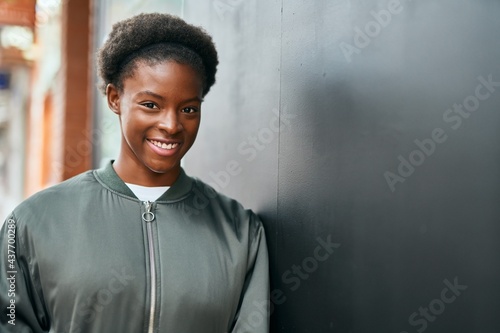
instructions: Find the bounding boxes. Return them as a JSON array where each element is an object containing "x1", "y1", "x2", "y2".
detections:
[
  {"x1": 25, "y1": 0, "x2": 93, "y2": 195},
  {"x1": 60, "y1": 0, "x2": 93, "y2": 180}
]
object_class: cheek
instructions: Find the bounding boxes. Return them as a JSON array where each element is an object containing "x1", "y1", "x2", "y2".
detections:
[
  {"x1": 188, "y1": 119, "x2": 201, "y2": 137},
  {"x1": 121, "y1": 117, "x2": 135, "y2": 135},
  {"x1": 122, "y1": 111, "x2": 147, "y2": 132}
]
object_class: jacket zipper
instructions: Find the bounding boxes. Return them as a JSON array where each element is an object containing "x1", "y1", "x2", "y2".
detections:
[{"x1": 142, "y1": 201, "x2": 156, "y2": 333}]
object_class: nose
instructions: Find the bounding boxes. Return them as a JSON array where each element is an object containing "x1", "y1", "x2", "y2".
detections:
[{"x1": 157, "y1": 109, "x2": 183, "y2": 135}]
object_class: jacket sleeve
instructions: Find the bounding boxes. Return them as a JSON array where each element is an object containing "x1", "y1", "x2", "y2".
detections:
[
  {"x1": 0, "y1": 214, "x2": 49, "y2": 332},
  {"x1": 231, "y1": 213, "x2": 270, "y2": 333}
]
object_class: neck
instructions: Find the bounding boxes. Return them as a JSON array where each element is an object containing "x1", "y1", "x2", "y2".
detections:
[{"x1": 112, "y1": 158, "x2": 181, "y2": 187}]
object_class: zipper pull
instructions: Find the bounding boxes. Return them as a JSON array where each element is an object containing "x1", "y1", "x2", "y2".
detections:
[{"x1": 142, "y1": 201, "x2": 155, "y2": 223}]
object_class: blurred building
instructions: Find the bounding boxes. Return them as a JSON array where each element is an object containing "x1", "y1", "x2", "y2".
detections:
[
  {"x1": 0, "y1": 0, "x2": 35, "y2": 220},
  {"x1": 0, "y1": 0, "x2": 183, "y2": 221}
]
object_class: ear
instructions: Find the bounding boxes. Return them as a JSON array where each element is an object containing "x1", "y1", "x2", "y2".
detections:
[{"x1": 106, "y1": 84, "x2": 121, "y2": 115}]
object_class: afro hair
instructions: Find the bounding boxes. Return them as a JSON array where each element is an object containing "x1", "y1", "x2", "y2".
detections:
[{"x1": 97, "y1": 13, "x2": 218, "y2": 97}]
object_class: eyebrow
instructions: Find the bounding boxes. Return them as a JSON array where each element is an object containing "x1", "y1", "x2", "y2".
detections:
[
  {"x1": 135, "y1": 90, "x2": 203, "y2": 103},
  {"x1": 135, "y1": 90, "x2": 165, "y2": 101}
]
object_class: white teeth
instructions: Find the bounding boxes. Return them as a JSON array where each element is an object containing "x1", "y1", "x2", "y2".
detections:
[{"x1": 150, "y1": 140, "x2": 179, "y2": 150}]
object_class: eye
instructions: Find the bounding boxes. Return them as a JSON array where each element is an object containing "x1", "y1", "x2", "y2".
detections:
[
  {"x1": 181, "y1": 107, "x2": 199, "y2": 114},
  {"x1": 141, "y1": 102, "x2": 158, "y2": 109}
]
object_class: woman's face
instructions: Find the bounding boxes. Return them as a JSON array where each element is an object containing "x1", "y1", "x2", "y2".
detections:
[{"x1": 107, "y1": 60, "x2": 203, "y2": 185}]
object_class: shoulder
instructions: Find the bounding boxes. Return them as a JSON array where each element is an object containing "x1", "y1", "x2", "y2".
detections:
[
  {"x1": 23, "y1": 170, "x2": 96, "y2": 203},
  {"x1": 187, "y1": 176, "x2": 264, "y2": 232},
  {"x1": 189, "y1": 176, "x2": 252, "y2": 214},
  {"x1": 9, "y1": 170, "x2": 98, "y2": 223}
]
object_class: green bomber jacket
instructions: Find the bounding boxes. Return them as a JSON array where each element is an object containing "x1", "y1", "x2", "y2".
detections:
[{"x1": 0, "y1": 162, "x2": 269, "y2": 332}]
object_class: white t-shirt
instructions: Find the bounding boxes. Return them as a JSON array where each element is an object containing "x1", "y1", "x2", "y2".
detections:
[{"x1": 125, "y1": 183, "x2": 170, "y2": 202}]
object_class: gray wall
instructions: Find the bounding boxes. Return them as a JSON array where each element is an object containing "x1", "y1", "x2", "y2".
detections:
[{"x1": 183, "y1": 1, "x2": 500, "y2": 332}]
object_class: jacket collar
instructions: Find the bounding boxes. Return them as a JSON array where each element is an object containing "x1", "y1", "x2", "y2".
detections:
[{"x1": 94, "y1": 161, "x2": 194, "y2": 202}]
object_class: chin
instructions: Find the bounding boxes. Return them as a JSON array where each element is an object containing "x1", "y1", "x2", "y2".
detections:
[{"x1": 146, "y1": 162, "x2": 180, "y2": 175}]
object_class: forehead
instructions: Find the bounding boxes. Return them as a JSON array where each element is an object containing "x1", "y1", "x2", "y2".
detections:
[{"x1": 123, "y1": 60, "x2": 203, "y2": 97}]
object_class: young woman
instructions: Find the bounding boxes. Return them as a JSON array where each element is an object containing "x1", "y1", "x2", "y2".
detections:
[{"x1": 0, "y1": 13, "x2": 269, "y2": 333}]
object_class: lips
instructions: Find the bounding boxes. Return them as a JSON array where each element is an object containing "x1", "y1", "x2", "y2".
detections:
[{"x1": 146, "y1": 139, "x2": 182, "y2": 157}]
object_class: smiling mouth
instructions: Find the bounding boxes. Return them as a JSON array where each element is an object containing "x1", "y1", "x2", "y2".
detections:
[{"x1": 149, "y1": 140, "x2": 180, "y2": 150}]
